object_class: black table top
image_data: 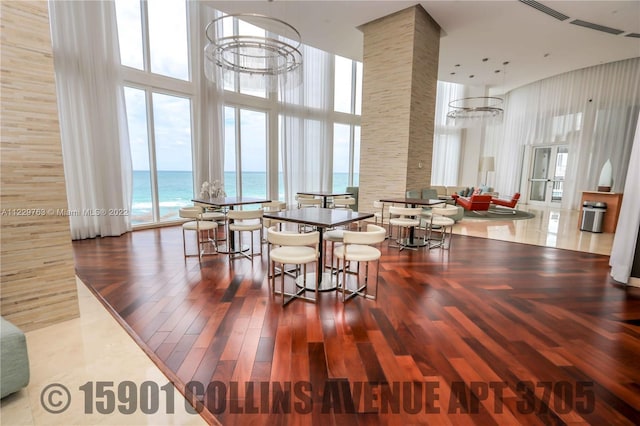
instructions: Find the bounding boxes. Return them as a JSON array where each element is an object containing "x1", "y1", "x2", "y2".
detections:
[
  {"x1": 296, "y1": 191, "x2": 353, "y2": 198},
  {"x1": 264, "y1": 208, "x2": 373, "y2": 228},
  {"x1": 192, "y1": 196, "x2": 270, "y2": 207}
]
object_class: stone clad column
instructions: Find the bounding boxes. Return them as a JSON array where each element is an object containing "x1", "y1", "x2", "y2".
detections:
[
  {"x1": 1, "y1": 1, "x2": 80, "y2": 330},
  {"x1": 358, "y1": 5, "x2": 440, "y2": 213}
]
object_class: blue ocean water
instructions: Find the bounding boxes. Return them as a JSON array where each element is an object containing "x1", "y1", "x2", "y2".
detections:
[{"x1": 132, "y1": 170, "x2": 356, "y2": 224}]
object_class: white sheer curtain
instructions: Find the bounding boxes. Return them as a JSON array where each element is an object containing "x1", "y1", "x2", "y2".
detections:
[
  {"x1": 610, "y1": 111, "x2": 640, "y2": 285},
  {"x1": 484, "y1": 58, "x2": 640, "y2": 209},
  {"x1": 49, "y1": 0, "x2": 132, "y2": 239},
  {"x1": 192, "y1": 4, "x2": 225, "y2": 189},
  {"x1": 280, "y1": 45, "x2": 332, "y2": 206},
  {"x1": 431, "y1": 81, "x2": 464, "y2": 185}
]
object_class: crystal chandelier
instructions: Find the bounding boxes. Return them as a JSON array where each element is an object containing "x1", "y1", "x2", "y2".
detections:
[
  {"x1": 446, "y1": 96, "x2": 504, "y2": 128},
  {"x1": 204, "y1": 13, "x2": 303, "y2": 91}
]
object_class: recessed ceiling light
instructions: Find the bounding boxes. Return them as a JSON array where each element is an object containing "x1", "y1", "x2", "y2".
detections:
[
  {"x1": 544, "y1": 53, "x2": 550, "y2": 58},
  {"x1": 450, "y1": 72, "x2": 456, "y2": 75},
  {"x1": 495, "y1": 70, "x2": 501, "y2": 73},
  {"x1": 482, "y1": 58, "x2": 489, "y2": 62},
  {"x1": 503, "y1": 61, "x2": 510, "y2": 65},
  {"x1": 469, "y1": 75, "x2": 475, "y2": 78},
  {"x1": 455, "y1": 64, "x2": 461, "y2": 67}
]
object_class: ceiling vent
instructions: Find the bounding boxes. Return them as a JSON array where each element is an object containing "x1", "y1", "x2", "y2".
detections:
[
  {"x1": 519, "y1": 0, "x2": 569, "y2": 21},
  {"x1": 570, "y1": 19, "x2": 624, "y2": 35},
  {"x1": 625, "y1": 33, "x2": 640, "y2": 38}
]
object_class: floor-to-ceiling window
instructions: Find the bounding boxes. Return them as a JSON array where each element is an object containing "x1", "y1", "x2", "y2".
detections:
[
  {"x1": 332, "y1": 55, "x2": 362, "y2": 190},
  {"x1": 431, "y1": 81, "x2": 465, "y2": 186},
  {"x1": 224, "y1": 106, "x2": 268, "y2": 198},
  {"x1": 332, "y1": 123, "x2": 361, "y2": 191},
  {"x1": 116, "y1": 0, "x2": 194, "y2": 224},
  {"x1": 115, "y1": 4, "x2": 364, "y2": 222},
  {"x1": 218, "y1": 17, "x2": 363, "y2": 202}
]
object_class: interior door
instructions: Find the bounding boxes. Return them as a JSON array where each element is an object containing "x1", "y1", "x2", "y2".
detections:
[{"x1": 527, "y1": 145, "x2": 568, "y2": 206}]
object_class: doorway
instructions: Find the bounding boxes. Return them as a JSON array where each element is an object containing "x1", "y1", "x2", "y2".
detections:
[{"x1": 527, "y1": 145, "x2": 568, "y2": 206}]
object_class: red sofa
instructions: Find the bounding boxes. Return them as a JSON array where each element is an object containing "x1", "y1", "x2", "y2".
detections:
[{"x1": 452, "y1": 194, "x2": 492, "y2": 211}]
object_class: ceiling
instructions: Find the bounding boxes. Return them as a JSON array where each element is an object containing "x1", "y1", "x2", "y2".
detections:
[{"x1": 205, "y1": 1, "x2": 640, "y2": 94}]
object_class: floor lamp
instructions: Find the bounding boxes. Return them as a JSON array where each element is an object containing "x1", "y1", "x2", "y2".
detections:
[{"x1": 480, "y1": 156, "x2": 495, "y2": 186}]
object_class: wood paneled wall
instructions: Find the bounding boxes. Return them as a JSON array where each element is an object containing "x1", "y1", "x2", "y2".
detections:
[
  {"x1": 1, "y1": 1, "x2": 79, "y2": 331},
  {"x1": 358, "y1": 5, "x2": 440, "y2": 213}
]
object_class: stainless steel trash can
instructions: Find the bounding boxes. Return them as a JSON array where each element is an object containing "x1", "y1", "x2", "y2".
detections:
[{"x1": 580, "y1": 201, "x2": 607, "y2": 233}]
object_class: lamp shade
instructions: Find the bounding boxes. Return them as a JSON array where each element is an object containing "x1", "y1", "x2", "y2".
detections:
[{"x1": 479, "y1": 156, "x2": 495, "y2": 172}]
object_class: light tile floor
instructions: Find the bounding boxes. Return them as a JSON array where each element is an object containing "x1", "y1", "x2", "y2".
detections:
[
  {"x1": 451, "y1": 204, "x2": 613, "y2": 255},
  {"x1": 0, "y1": 205, "x2": 613, "y2": 425},
  {"x1": 0, "y1": 279, "x2": 208, "y2": 426}
]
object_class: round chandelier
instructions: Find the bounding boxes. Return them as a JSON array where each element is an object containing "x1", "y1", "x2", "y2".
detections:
[
  {"x1": 204, "y1": 13, "x2": 303, "y2": 90},
  {"x1": 446, "y1": 96, "x2": 504, "y2": 127}
]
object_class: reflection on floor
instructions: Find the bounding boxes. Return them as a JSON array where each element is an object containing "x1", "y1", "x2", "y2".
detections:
[
  {"x1": 0, "y1": 205, "x2": 614, "y2": 424},
  {"x1": 452, "y1": 204, "x2": 613, "y2": 255}
]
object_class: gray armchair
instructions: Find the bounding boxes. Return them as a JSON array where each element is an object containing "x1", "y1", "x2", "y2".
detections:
[
  {"x1": 1, "y1": 317, "x2": 29, "y2": 398},
  {"x1": 346, "y1": 186, "x2": 359, "y2": 211},
  {"x1": 405, "y1": 189, "x2": 421, "y2": 198},
  {"x1": 421, "y1": 188, "x2": 439, "y2": 200}
]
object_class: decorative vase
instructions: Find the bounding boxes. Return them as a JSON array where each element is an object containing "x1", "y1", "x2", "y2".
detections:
[{"x1": 597, "y1": 159, "x2": 612, "y2": 192}]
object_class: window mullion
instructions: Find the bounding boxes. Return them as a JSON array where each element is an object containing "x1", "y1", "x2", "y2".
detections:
[
  {"x1": 348, "y1": 125, "x2": 355, "y2": 187},
  {"x1": 350, "y1": 61, "x2": 357, "y2": 114},
  {"x1": 139, "y1": 0, "x2": 151, "y2": 73},
  {"x1": 235, "y1": 108, "x2": 242, "y2": 197},
  {"x1": 146, "y1": 90, "x2": 160, "y2": 223},
  {"x1": 349, "y1": 60, "x2": 357, "y2": 186}
]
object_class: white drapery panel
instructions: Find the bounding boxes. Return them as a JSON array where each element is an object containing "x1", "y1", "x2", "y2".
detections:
[
  {"x1": 484, "y1": 58, "x2": 640, "y2": 209},
  {"x1": 431, "y1": 81, "x2": 464, "y2": 185},
  {"x1": 610, "y1": 111, "x2": 640, "y2": 285},
  {"x1": 280, "y1": 45, "x2": 332, "y2": 206},
  {"x1": 49, "y1": 0, "x2": 132, "y2": 239},
  {"x1": 192, "y1": 4, "x2": 225, "y2": 189}
]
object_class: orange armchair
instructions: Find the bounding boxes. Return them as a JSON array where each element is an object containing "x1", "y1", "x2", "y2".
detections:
[
  {"x1": 491, "y1": 193, "x2": 520, "y2": 209},
  {"x1": 452, "y1": 194, "x2": 492, "y2": 211}
]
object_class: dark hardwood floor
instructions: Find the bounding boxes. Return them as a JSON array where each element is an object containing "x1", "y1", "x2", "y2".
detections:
[{"x1": 72, "y1": 225, "x2": 640, "y2": 425}]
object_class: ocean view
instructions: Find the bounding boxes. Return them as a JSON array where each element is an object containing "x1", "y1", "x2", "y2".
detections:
[{"x1": 132, "y1": 170, "x2": 357, "y2": 224}]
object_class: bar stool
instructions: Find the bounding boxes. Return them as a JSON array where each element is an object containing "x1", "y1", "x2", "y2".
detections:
[
  {"x1": 296, "y1": 194, "x2": 322, "y2": 209},
  {"x1": 373, "y1": 200, "x2": 385, "y2": 226},
  {"x1": 195, "y1": 202, "x2": 227, "y2": 243},
  {"x1": 333, "y1": 224, "x2": 386, "y2": 302},
  {"x1": 388, "y1": 206, "x2": 423, "y2": 251},
  {"x1": 262, "y1": 201, "x2": 287, "y2": 241},
  {"x1": 323, "y1": 229, "x2": 344, "y2": 273},
  {"x1": 227, "y1": 209, "x2": 264, "y2": 260},
  {"x1": 179, "y1": 207, "x2": 218, "y2": 260},
  {"x1": 427, "y1": 205, "x2": 456, "y2": 249},
  {"x1": 332, "y1": 196, "x2": 356, "y2": 210},
  {"x1": 267, "y1": 228, "x2": 320, "y2": 306}
]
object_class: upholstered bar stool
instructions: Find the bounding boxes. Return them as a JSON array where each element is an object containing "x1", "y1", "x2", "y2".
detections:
[
  {"x1": 195, "y1": 202, "x2": 227, "y2": 243},
  {"x1": 333, "y1": 224, "x2": 386, "y2": 302},
  {"x1": 296, "y1": 194, "x2": 322, "y2": 209},
  {"x1": 332, "y1": 195, "x2": 356, "y2": 210},
  {"x1": 267, "y1": 228, "x2": 320, "y2": 306},
  {"x1": 323, "y1": 229, "x2": 345, "y2": 273},
  {"x1": 262, "y1": 201, "x2": 287, "y2": 241},
  {"x1": 427, "y1": 205, "x2": 457, "y2": 250},
  {"x1": 373, "y1": 200, "x2": 385, "y2": 226},
  {"x1": 388, "y1": 206, "x2": 423, "y2": 251},
  {"x1": 179, "y1": 207, "x2": 218, "y2": 260},
  {"x1": 227, "y1": 209, "x2": 264, "y2": 260}
]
